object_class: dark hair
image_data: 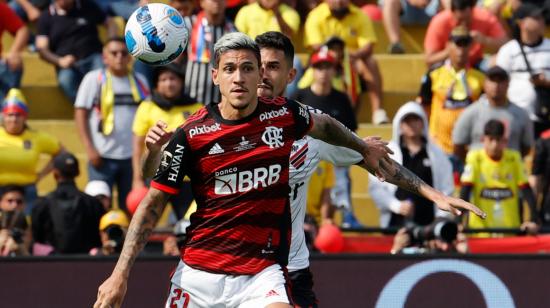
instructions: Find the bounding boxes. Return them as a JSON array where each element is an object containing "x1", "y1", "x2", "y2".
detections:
[
  {"x1": 213, "y1": 32, "x2": 261, "y2": 69},
  {"x1": 0, "y1": 185, "x2": 25, "y2": 200},
  {"x1": 255, "y1": 31, "x2": 295, "y2": 67},
  {"x1": 104, "y1": 37, "x2": 126, "y2": 46},
  {"x1": 451, "y1": 0, "x2": 475, "y2": 11},
  {"x1": 484, "y1": 119, "x2": 505, "y2": 137}
]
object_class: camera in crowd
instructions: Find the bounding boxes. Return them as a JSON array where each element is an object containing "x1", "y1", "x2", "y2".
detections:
[
  {"x1": 0, "y1": 210, "x2": 25, "y2": 244},
  {"x1": 406, "y1": 218, "x2": 459, "y2": 245}
]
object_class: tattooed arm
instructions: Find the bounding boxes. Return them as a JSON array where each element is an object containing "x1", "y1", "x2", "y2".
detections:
[
  {"x1": 359, "y1": 154, "x2": 486, "y2": 218},
  {"x1": 93, "y1": 188, "x2": 170, "y2": 308},
  {"x1": 308, "y1": 112, "x2": 393, "y2": 179}
]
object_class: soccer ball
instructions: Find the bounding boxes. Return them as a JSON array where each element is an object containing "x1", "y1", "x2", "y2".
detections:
[{"x1": 124, "y1": 3, "x2": 189, "y2": 66}]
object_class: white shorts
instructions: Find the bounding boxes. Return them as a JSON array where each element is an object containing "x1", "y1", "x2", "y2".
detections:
[{"x1": 165, "y1": 261, "x2": 292, "y2": 308}]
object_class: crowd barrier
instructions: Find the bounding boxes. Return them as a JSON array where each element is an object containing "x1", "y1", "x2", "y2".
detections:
[{"x1": 1, "y1": 254, "x2": 549, "y2": 307}]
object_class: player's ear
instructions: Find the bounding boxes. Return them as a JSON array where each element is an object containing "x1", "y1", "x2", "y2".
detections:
[
  {"x1": 287, "y1": 67, "x2": 297, "y2": 85},
  {"x1": 212, "y1": 68, "x2": 219, "y2": 86}
]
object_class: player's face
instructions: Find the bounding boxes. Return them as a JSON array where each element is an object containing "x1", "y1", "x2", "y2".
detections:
[
  {"x1": 483, "y1": 135, "x2": 507, "y2": 160},
  {"x1": 156, "y1": 71, "x2": 184, "y2": 100},
  {"x1": 213, "y1": 49, "x2": 261, "y2": 110},
  {"x1": 0, "y1": 191, "x2": 24, "y2": 212},
  {"x1": 258, "y1": 48, "x2": 296, "y2": 98},
  {"x1": 103, "y1": 42, "x2": 130, "y2": 74},
  {"x1": 312, "y1": 62, "x2": 335, "y2": 85}
]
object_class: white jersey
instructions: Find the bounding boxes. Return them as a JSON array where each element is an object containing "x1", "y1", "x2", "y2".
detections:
[{"x1": 287, "y1": 135, "x2": 363, "y2": 271}]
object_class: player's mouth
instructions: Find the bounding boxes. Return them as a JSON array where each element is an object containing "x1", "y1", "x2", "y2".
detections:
[{"x1": 231, "y1": 87, "x2": 248, "y2": 93}]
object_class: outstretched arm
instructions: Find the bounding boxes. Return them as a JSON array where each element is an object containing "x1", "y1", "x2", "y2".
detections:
[
  {"x1": 94, "y1": 188, "x2": 170, "y2": 308},
  {"x1": 360, "y1": 156, "x2": 486, "y2": 218}
]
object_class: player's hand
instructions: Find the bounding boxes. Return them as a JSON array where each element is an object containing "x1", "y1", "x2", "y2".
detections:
[
  {"x1": 432, "y1": 193, "x2": 486, "y2": 218},
  {"x1": 145, "y1": 120, "x2": 173, "y2": 154},
  {"x1": 520, "y1": 221, "x2": 539, "y2": 235},
  {"x1": 5, "y1": 52, "x2": 22, "y2": 71},
  {"x1": 362, "y1": 136, "x2": 393, "y2": 181},
  {"x1": 94, "y1": 273, "x2": 128, "y2": 308}
]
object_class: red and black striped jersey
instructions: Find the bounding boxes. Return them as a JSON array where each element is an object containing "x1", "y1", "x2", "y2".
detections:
[{"x1": 151, "y1": 97, "x2": 312, "y2": 275}]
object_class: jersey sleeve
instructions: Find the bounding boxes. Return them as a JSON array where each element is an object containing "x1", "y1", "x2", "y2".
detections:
[
  {"x1": 316, "y1": 139, "x2": 363, "y2": 166},
  {"x1": 37, "y1": 132, "x2": 61, "y2": 156},
  {"x1": 150, "y1": 127, "x2": 191, "y2": 195},
  {"x1": 286, "y1": 99, "x2": 313, "y2": 139}
]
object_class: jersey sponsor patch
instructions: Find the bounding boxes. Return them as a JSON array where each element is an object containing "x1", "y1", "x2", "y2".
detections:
[
  {"x1": 480, "y1": 188, "x2": 514, "y2": 200},
  {"x1": 208, "y1": 143, "x2": 224, "y2": 155},
  {"x1": 262, "y1": 126, "x2": 284, "y2": 149},
  {"x1": 297, "y1": 104, "x2": 310, "y2": 125},
  {"x1": 214, "y1": 165, "x2": 282, "y2": 195},
  {"x1": 259, "y1": 106, "x2": 289, "y2": 122},
  {"x1": 167, "y1": 144, "x2": 185, "y2": 182},
  {"x1": 188, "y1": 123, "x2": 221, "y2": 138}
]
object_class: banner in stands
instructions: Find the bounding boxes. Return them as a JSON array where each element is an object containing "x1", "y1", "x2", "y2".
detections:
[{"x1": 1, "y1": 255, "x2": 549, "y2": 307}]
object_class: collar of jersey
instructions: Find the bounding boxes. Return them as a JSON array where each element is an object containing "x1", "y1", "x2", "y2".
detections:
[{"x1": 207, "y1": 101, "x2": 261, "y2": 125}]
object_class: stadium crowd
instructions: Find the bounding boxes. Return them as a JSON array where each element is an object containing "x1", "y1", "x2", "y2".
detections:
[{"x1": 0, "y1": 0, "x2": 550, "y2": 260}]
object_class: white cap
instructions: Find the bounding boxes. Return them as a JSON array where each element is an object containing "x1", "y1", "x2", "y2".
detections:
[{"x1": 85, "y1": 181, "x2": 111, "y2": 198}]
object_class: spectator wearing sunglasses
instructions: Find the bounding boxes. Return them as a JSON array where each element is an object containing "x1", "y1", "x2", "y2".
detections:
[
  {"x1": 418, "y1": 26, "x2": 485, "y2": 175},
  {"x1": 75, "y1": 37, "x2": 150, "y2": 213}
]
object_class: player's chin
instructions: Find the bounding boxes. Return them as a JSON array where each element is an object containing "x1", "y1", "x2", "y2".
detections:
[
  {"x1": 257, "y1": 88, "x2": 273, "y2": 98},
  {"x1": 229, "y1": 97, "x2": 252, "y2": 110}
]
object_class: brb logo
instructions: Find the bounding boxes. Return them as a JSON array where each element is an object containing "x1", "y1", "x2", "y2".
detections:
[
  {"x1": 262, "y1": 126, "x2": 284, "y2": 149},
  {"x1": 259, "y1": 107, "x2": 289, "y2": 122},
  {"x1": 189, "y1": 123, "x2": 221, "y2": 138},
  {"x1": 214, "y1": 164, "x2": 282, "y2": 195}
]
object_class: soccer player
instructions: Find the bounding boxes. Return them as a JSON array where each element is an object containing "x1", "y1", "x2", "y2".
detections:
[
  {"x1": 93, "y1": 32, "x2": 395, "y2": 308},
  {"x1": 136, "y1": 32, "x2": 487, "y2": 308}
]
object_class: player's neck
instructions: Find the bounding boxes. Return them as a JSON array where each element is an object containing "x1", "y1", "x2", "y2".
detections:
[{"x1": 218, "y1": 98, "x2": 258, "y2": 120}]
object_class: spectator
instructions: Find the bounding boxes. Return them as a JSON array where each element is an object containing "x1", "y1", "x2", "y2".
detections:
[
  {"x1": 0, "y1": 2, "x2": 29, "y2": 99},
  {"x1": 169, "y1": 0, "x2": 197, "y2": 17},
  {"x1": 85, "y1": 180, "x2": 112, "y2": 211},
  {"x1": 32, "y1": 152, "x2": 105, "y2": 254},
  {"x1": 381, "y1": 0, "x2": 440, "y2": 53},
  {"x1": 304, "y1": 0, "x2": 389, "y2": 124},
  {"x1": 298, "y1": 36, "x2": 363, "y2": 107},
  {"x1": 36, "y1": 0, "x2": 117, "y2": 103},
  {"x1": 291, "y1": 49, "x2": 362, "y2": 228},
  {"x1": 75, "y1": 37, "x2": 149, "y2": 212},
  {"x1": 132, "y1": 64, "x2": 201, "y2": 219},
  {"x1": 305, "y1": 161, "x2": 336, "y2": 227},
  {"x1": 453, "y1": 66, "x2": 534, "y2": 162},
  {"x1": 89, "y1": 209, "x2": 129, "y2": 256},
  {"x1": 460, "y1": 119, "x2": 538, "y2": 236},
  {"x1": 0, "y1": 88, "x2": 63, "y2": 215},
  {"x1": 532, "y1": 129, "x2": 550, "y2": 225},
  {"x1": 94, "y1": 0, "x2": 147, "y2": 21},
  {"x1": 0, "y1": 186, "x2": 31, "y2": 256},
  {"x1": 496, "y1": 3, "x2": 550, "y2": 137},
  {"x1": 424, "y1": 0, "x2": 507, "y2": 68},
  {"x1": 418, "y1": 26, "x2": 485, "y2": 161},
  {"x1": 235, "y1": 0, "x2": 300, "y2": 39},
  {"x1": 182, "y1": 0, "x2": 236, "y2": 105},
  {"x1": 369, "y1": 102, "x2": 454, "y2": 228}
]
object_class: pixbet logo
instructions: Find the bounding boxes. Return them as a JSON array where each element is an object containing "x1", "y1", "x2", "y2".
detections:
[
  {"x1": 189, "y1": 123, "x2": 221, "y2": 138},
  {"x1": 259, "y1": 107, "x2": 289, "y2": 122},
  {"x1": 214, "y1": 164, "x2": 282, "y2": 195}
]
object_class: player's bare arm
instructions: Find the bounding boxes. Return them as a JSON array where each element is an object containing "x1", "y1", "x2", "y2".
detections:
[
  {"x1": 94, "y1": 188, "x2": 170, "y2": 308},
  {"x1": 360, "y1": 152, "x2": 486, "y2": 219},
  {"x1": 141, "y1": 120, "x2": 174, "y2": 178},
  {"x1": 307, "y1": 112, "x2": 393, "y2": 179}
]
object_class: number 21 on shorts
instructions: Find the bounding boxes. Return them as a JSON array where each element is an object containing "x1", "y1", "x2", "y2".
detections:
[{"x1": 168, "y1": 287, "x2": 190, "y2": 308}]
